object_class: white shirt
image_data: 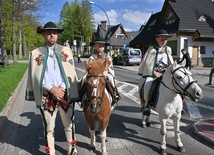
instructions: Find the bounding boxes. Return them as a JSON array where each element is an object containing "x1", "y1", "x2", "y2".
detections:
[
  {"x1": 42, "y1": 45, "x2": 66, "y2": 91},
  {"x1": 157, "y1": 52, "x2": 168, "y2": 65}
]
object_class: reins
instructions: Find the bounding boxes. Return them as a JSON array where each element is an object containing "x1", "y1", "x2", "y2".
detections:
[
  {"x1": 85, "y1": 73, "x2": 106, "y2": 112},
  {"x1": 87, "y1": 73, "x2": 105, "y2": 77},
  {"x1": 161, "y1": 66, "x2": 197, "y2": 96}
]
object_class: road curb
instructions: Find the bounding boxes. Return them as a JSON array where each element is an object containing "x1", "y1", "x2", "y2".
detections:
[
  {"x1": 190, "y1": 120, "x2": 214, "y2": 149},
  {"x1": 0, "y1": 70, "x2": 27, "y2": 134}
]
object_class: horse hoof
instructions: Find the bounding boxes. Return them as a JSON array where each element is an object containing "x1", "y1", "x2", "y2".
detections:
[
  {"x1": 88, "y1": 146, "x2": 96, "y2": 152},
  {"x1": 160, "y1": 147, "x2": 167, "y2": 155},
  {"x1": 146, "y1": 121, "x2": 151, "y2": 127},
  {"x1": 142, "y1": 123, "x2": 146, "y2": 128},
  {"x1": 177, "y1": 146, "x2": 185, "y2": 153},
  {"x1": 102, "y1": 152, "x2": 108, "y2": 155}
]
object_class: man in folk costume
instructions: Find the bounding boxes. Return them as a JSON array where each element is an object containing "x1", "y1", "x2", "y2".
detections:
[
  {"x1": 25, "y1": 21, "x2": 80, "y2": 155},
  {"x1": 80, "y1": 37, "x2": 121, "y2": 110},
  {"x1": 138, "y1": 29, "x2": 174, "y2": 115}
]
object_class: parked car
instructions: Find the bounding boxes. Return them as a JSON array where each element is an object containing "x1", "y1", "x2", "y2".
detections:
[{"x1": 116, "y1": 47, "x2": 142, "y2": 66}]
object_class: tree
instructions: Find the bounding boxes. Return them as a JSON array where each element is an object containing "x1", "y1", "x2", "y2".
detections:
[
  {"x1": 0, "y1": 0, "x2": 9, "y2": 67},
  {"x1": 59, "y1": 0, "x2": 94, "y2": 54},
  {"x1": 81, "y1": 0, "x2": 94, "y2": 44}
]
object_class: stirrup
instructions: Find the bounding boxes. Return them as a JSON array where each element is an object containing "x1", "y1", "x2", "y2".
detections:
[
  {"x1": 115, "y1": 95, "x2": 121, "y2": 101},
  {"x1": 111, "y1": 99, "x2": 119, "y2": 111},
  {"x1": 115, "y1": 92, "x2": 121, "y2": 100}
]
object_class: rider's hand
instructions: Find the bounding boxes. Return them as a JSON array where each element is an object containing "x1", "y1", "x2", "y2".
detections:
[
  {"x1": 154, "y1": 71, "x2": 161, "y2": 77},
  {"x1": 50, "y1": 86, "x2": 65, "y2": 100}
]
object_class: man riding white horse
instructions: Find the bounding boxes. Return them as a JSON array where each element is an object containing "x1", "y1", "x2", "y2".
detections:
[{"x1": 138, "y1": 29, "x2": 174, "y2": 115}]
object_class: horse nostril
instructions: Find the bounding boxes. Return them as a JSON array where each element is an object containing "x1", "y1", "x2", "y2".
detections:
[{"x1": 195, "y1": 91, "x2": 203, "y2": 99}]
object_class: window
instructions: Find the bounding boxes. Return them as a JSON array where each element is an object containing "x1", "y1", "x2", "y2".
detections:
[
  {"x1": 167, "y1": 40, "x2": 177, "y2": 56},
  {"x1": 130, "y1": 49, "x2": 141, "y2": 55},
  {"x1": 198, "y1": 15, "x2": 207, "y2": 22},
  {"x1": 200, "y1": 46, "x2": 206, "y2": 54},
  {"x1": 165, "y1": 19, "x2": 175, "y2": 25},
  {"x1": 184, "y1": 39, "x2": 188, "y2": 49},
  {"x1": 165, "y1": 12, "x2": 176, "y2": 25}
]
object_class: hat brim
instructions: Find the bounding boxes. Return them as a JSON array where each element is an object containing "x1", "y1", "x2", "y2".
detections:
[
  {"x1": 90, "y1": 41, "x2": 110, "y2": 46},
  {"x1": 37, "y1": 28, "x2": 64, "y2": 34},
  {"x1": 156, "y1": 34, "x2": 172, "y2": 38}
]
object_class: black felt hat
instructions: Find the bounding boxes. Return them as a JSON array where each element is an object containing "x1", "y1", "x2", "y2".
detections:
[
  {"x1": 90, "y1": 37, "x2": 110, "y2": 46},
  {"x1": 156, "y1": 29, "x2": 171, "y2": 37},
  {"x1": 37, "y1": 21, "x2": 64, "y2": 34}
]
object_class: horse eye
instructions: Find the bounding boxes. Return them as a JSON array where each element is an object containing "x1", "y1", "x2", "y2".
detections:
[{"x1": 177, "y1": 76, "x2": 182, "y2": 79}]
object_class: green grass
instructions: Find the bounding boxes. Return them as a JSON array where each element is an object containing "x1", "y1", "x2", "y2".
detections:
[
  {"x1": 0, "y1": 63, "x2": 28, "y2": 112},
  {"x1": 18, "y1": 55, "x2": 29, "y2": 60}
]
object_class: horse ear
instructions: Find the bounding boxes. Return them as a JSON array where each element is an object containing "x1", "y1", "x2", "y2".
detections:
[
  {"x1": 103, "y1": 59, "x2": 108, "y2": 71},
  {"x1": 173, "y1": 61, "x2": 178, "y2": 68},
  {"x1": 84, "y1": 61, "x2": 91, "y2": 71}
]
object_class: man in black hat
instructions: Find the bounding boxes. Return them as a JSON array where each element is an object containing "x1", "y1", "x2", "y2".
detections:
[
  {"x1": 138, "y1": 29, "x2": 174, "y2": 115},
  {"x1": 80, "y1": 37, "x2": 121, "y2": 110},
  {"x1": 25, "y1": 21, "x2": 80, "y2": 155}
]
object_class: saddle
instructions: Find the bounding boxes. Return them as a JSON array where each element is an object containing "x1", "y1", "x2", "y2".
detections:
[{"x1": 140, "y1": 76, "x2": 162, "y2": 111}]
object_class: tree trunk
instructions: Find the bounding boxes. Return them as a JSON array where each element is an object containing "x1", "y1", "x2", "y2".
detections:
[
  {"x1": 0, "y1": 0, "x2": 9, "y2": 67},
  {"x1": 12, "y1": 0, "x2": 17, "y2": 62},
  {"x1": 23, "y1": 32, "x2": 27, "y2": 57},
  {"x1": 18, "y1": 26, "x2": 22, "y2": 59}
]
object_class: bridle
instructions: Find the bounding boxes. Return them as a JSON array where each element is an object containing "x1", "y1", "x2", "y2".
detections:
[
  {"x1": 161, "y1": 66, "x2": 197, "y2": 96},
  {"x1": 85, "y1": 73, "x2": 106, "y2": 112}
]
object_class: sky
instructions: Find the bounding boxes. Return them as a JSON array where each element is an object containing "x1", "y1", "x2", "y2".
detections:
[{"x1": 41, "y1": 0, "x2": 165, "y2": 31}]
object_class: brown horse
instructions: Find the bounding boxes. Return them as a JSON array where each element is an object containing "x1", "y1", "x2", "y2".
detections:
[{"x1": 82, "y1": 59, "x2": 112, "y2": 155}]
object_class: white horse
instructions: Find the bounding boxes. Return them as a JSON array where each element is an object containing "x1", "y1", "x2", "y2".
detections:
[{"x1": 139, "y1": 62, "x2": 203, "y2": 155}]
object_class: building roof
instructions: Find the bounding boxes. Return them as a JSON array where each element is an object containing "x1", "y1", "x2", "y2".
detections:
[
  {"x1": 130, "y1": 0, "x2": 214, "y2": 47},
  {"x1": 169, "y1": 0, "x2": 214, "y2": 37},
  {"x1": 93, "y1": 21, "x2": 139, "y2": 48}
]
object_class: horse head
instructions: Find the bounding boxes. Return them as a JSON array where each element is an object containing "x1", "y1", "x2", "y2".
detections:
[
  {"x1": 167, "y1": 61, "x2": 203, "y2": 101},
  {"x1": 84, "y1": 59, "x2": 108, "y2": 113}
]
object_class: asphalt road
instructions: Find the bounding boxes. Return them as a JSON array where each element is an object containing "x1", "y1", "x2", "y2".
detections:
[{"x1": 0, "y1": 58, "x2": 213, "y2": 155}]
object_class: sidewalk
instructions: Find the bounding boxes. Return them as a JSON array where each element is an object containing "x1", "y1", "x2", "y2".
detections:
[
  {"x1": 190, "y1": 118, "x2": 214, "y2": 149},
  {"x1": 0, "y1": 60, "x2": 214, "y2": 151}
]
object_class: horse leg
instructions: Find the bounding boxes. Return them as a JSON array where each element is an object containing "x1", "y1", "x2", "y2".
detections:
[
  {"x1": 89, "y1": 128, "x2": 96, "y2": 152},
  {"x1": 100, "y1": 119, "x2": 109, "y2": 155},
  {"x1": 172, "y1": 116, "x2": 185, "y2": 153},
  {"x1": 159, "y1": 118, "x2": 167, "y2": 155},
  {"x1": 100, "y1": 129, "x2": 108, "y2": 155}
]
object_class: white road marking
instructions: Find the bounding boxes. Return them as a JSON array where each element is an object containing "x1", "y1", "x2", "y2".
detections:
[{"x1": 195, "y1": 102, "x2": 214, "y2": 111}]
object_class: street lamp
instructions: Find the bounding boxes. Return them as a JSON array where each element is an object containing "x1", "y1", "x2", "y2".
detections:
[{"x1": 89, "y1": 1, "x2": 111, "y2": 47}]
